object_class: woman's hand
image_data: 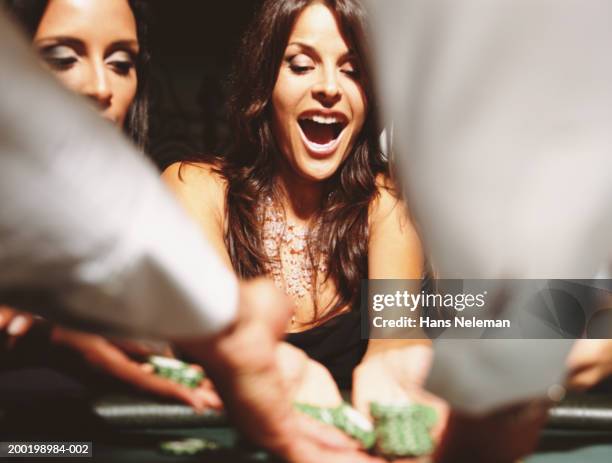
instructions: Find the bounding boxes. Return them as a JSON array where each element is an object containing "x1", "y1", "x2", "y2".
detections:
[
  {"x1": 352, "y1": 344, "x2": 449, "y2": 442},
  {"x1": 51, "y1": 326, "x2": 222, "y2": 411},
  {"x1": 276, "y1": 342, "x2": 343, "y2": 407},
  {"x1": 566, "y1": 339, "x2": 612, "y2": 390},
  {"x1": 0, "y1": 306, "x2": 36, "y2": 349}
]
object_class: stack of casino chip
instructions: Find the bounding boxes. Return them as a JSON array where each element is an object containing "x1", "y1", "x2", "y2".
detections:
[
  {"x1": 148, "y1": 355, "x2": 204, "y2": 389},
  {"x1": 159, "y1": 437, "x2": 220, "y2": 455},
  {"x1": 295, "y1": 402, "x2": 376, "y2": 449},
  {"x1": 370, "y1": 402, "x2": 437, "y2": 457},
  {"x1": 294, "y1": 401, "x2": 437, "y2": 457}
]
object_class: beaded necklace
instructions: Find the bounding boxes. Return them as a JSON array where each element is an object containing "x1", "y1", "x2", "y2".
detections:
[{"x1": 260, "y1": 197, "x2": 328, "y2": 302}]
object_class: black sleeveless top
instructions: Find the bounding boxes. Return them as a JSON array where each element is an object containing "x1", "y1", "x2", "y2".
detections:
[{"x1": 285, "y1": 309, "x2": 367, "y2": 390}]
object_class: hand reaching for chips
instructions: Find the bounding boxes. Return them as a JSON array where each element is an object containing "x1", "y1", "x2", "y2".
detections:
[{"x1": 51, "y1": 327, "x2": 222, "y2": 411}]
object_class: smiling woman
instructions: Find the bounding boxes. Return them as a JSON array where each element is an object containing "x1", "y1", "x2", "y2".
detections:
[
  {"x1": 6, "y1": 0, "x2": 150, "y2": 150},
  {"x1": 162, "y1": 0, "x2": 426, "y2": 395},
  {"x1": 270, "y1": 2, "x2": 367, "y2": 182}
]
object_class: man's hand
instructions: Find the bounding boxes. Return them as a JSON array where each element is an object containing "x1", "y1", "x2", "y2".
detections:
[
  {"x1": 566, "y1": 339, "x2": 612, "y2": 390},
  {"x1": 176, "y1": 278, "x2": 383, "y2": 463},
  {"x1": 51, "y1": 326, "x2": 221, "y2": 410}
]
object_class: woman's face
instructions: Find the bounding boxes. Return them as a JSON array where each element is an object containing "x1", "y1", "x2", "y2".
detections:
[
  {"x1": 34, "y1": 0, "x2": 139, "y2": 127},
  {"x1": 271, "y1": 1, "x2": 367, "y2": 183}
]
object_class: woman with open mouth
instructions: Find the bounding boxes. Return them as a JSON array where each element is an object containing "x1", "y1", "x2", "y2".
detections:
[{"x1": 163, "y1": 0, "x2": 447, "y2": 445}]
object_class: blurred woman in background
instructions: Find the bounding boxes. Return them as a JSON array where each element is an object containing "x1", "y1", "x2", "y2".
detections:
[{"x1": 1, "y1": 0, "x2": 220, "y2": 411}]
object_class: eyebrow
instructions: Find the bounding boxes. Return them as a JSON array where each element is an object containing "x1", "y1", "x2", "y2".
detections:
[
  {"x1": 34, "y1": 36, "x2": 139, "y2": 54},
  {"x1": 286, "y1": 41, "x2": 356, "y2": 61},
  {"x1": 35, "y1": 36, "x2": 86, "y2": 53},
  {"x1": 106, "y1": 40, "x2": 140, "y2": 55}
]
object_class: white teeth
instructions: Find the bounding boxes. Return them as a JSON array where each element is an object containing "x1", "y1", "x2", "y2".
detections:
[{"x1": 306, "y1": 115, "x2": 340, "y2": 124}]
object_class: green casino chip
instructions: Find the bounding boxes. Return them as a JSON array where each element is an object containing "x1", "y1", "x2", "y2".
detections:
[
  {"x1": 148, "y1": 356, "x2": 205, "y2": 389},
  {"x1": 334, "y1": 403, "x2": 376, "y2": 449},
  {"x1": 370, "y1": 402, "x2": 437, "y2": 457},
  {"x1": 294, "y1": 401, "x2": 437, "y2": 456},
  {"x1": 294, "y1": 402, "x2": 376, "y2": 449}
]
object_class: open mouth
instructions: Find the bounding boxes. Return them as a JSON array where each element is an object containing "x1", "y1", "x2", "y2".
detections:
[{"x1": 297, "y1": 113, "x2": 348, "y2": 156}]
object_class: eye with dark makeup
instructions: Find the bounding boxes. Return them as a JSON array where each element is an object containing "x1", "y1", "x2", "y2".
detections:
[
  {"x1": 340, "y1": 58, "x2": 360, "y2": 79},
  {"x1": 39, "y1": 44, "x2": 78, "y2": 70},
  {"x1": 106, "y1": 50, "x2": 136, "y2": 76},
  {"x1": 287, "y1": 54, "x2": 315, "y2": 74}
]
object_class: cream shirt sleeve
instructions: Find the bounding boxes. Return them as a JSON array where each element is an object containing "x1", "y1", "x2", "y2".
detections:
[
  {"x1": 0, "y1": 13, "x2": 238, "y2": 339},
  {"x1": 366, "y1": 0, "x2": 612, "y2": 412}
]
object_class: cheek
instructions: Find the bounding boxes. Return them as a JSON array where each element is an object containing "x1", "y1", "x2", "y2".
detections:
[
  {"x1": 348, "y1": 85, "x2": 367, "y2": 131},
  {"x1": 51, "y1": 68, "x2": 86, "y2": 95},
  {"x1": 113, "y1": 75, "x2": 138, "y2": 123},
  {"x1": 271, "y1": 84, "x2": 297, "y2": 150}
]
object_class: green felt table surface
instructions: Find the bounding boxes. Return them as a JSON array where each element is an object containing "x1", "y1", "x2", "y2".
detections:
[
  {"x1": 1, "y1": 368, "x2": 611, "y2": 462},
  {"x1": 78, "y1": 427, "x2": 612, "y2": 462},
  {"x1": 4, "y1": 425, "x2": 610, "y2": 462}
]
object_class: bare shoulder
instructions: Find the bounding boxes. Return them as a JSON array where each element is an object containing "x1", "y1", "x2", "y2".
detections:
[
  {"x1": 162, "y1": 161, "x2": 226, "y2": 194},
  {"x1": 161, "y1": 161, "x2": 227, "y2": 221},
  {"x1": 369, "y1": 174, "x2": 405, "y2": 226},
  {"x1": 368, "y1": 174, "x2": 423, "y2": 278}
]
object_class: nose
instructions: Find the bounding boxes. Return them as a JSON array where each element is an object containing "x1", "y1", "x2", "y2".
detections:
[
  {"x1": 83, "y1": 61, "x2": 112, "y2": 110},
  {"x1": 312, "y1": 67, "x2": 341, "y2": 107}
]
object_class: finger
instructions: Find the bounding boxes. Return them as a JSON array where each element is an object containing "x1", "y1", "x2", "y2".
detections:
[
  {"x1": 193, "y1": 387, "x2": 223, "y2": 410},
  {"x1": 566, "y1": 339, "x2": 609, "y2": 371},
  {"x1": 294, "y1": 413, "x2": 360, "y2": 450},
  {"x1": 0, "y1": 307, "x2": 15, "y2": 330},
  {"x1": 110, "y1": 339, "x2": 174, "y2": 358},
  {"x1": 188, "y1": 363, "x2": 204, "y2": 373},
  {"x1": 350, "y1": 370, "x2": 378, "y2": 420},
  {"x1": 7, "y1": 314, "x2": 33, "y2": 337},
  {"x1": 139, "y1": 363, "x2": 154, "y2": 374},
  {"x1": 351, "y1": 386, "x2": 370, "y2": 420},
  {"x1": 567, "y1": 366, "x2": 606, "y2": 391}
]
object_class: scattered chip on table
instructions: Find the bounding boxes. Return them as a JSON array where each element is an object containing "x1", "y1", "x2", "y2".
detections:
[{"x1": 159, "y1": 437, "x2": 220, "y2": 455}]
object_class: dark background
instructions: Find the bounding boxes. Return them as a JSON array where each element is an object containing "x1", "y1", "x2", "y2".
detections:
[{"x1": 147, "y1": 0, "x2": 264, "y2": 169}]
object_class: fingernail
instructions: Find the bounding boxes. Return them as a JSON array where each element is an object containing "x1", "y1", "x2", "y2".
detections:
[
  {"x1": 140, "y1": 364, "x2": 154, "y2": 374},
  {"x1": 7, "y1": 315, "x2": 27, "y2": 336}
]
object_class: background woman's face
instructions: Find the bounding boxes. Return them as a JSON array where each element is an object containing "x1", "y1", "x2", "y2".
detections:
[
  {"x1": 34, "y1": 0, "x2": 139, "y2": 127},
  {"x1": 271, "y1": 1, "x2": 367, "y2": 183}
]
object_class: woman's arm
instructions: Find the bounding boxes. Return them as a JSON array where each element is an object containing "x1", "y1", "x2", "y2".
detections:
[
  {"x1": 364, "y1": 179, "x2": 428, "y2": 359},
  {"x1": 353, "y1": 179, "x2": 448, "y2": 438},
  {"x1": 161, "y1": 162, "x2": 233, "y2": 269}
]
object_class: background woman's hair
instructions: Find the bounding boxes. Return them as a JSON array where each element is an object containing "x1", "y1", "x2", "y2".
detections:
[
  {"x1": 221, "y1": 0, "x2": 388, "y2": 319},
  {"x1": 4, "y1": 0, "x2": 151, "y2": 152}
]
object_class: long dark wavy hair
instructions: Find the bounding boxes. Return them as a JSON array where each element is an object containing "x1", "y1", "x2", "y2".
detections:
[
  {"x1": 4, "y1": 0, "x2": 151, "y2": 152},
  {"x1": 221, "y1": 0, "x2": 388, "y2": 320}
]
